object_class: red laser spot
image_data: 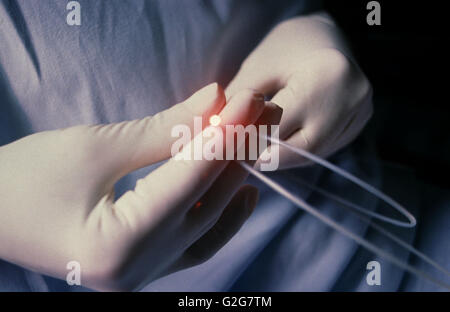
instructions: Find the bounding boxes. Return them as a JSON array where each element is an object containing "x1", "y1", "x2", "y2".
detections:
[
  {"x1": 209, "y1": 114, "x2": 221, "y2": 127},
  {"x1": 194, "y1": 201, "x2": 203, "y2": 209}
]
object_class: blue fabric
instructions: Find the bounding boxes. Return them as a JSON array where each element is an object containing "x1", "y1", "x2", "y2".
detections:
[{"x1": 0, "y1": 0, "x2": 448, "y2": 291}]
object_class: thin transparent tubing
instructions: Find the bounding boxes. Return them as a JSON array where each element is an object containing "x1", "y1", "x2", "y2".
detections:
[
  {"x1": 239, "y1": 161, "x2": 450, "y2": 290},
  {"x1": 265, "y1": 135, "x2": 417, "y2": 228},
  {"x1": 289, "y1": 173, "x2": 450, "y2": 279}
]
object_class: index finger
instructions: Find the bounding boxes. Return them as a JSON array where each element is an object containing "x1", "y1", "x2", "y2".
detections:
[{"x1": 115, "y1": 89, "x2": 265, "y2": 228}]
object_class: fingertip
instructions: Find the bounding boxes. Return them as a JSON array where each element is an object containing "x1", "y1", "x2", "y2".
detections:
[
  {"x1": 220, "y1": 89, "x2": 266, "y2": 125},
  {"x1": 188, "y1": 82, "x2": 226, "y2": 115}
]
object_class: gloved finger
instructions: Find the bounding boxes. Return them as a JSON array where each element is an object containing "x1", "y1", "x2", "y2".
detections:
[
  {"x1": 225, "y1": 63, "x2": 282, "y2": 100},
  {"x1": 91, "y1": 83, "x2": 226, "y2": 177},
  {"x1": 270, "y1": 116, "x2": 351, "y2": 170},
  {"x1": 265, "y1": 64, "x2": 365, "y2": 169},
  {"x1": 183, "y1": 103, "x2": 282, "y2": 240},
  {"x1": 269, "y1": 127, "x2": 316, "y2": 169},
  {"x1": 283, "y1": 87, "x2": 373, "y2": 167},
  {"x1": 174, "y1": 185, "x2": 259, "y2": 269},
  {"x1": 113, "y1": 89, "x2": 265, "y2": 234}
]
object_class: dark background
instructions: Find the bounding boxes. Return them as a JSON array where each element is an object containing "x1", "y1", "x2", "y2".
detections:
[{"x1": 323, "y1": 0, "x2": 449, "y2": 189}]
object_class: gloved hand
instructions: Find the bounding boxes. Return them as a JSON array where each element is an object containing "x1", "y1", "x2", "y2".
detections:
[
  {"x1": 227, "y1": 13, "x2": 373, "y2": 169},
  {"x1": 0, "y1": 83, "x2": 282, "y2": 291}
]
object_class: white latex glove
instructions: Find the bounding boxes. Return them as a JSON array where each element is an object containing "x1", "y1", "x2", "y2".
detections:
[
  {"x1": 0, "y1": 83, "x2": 282, "y2": 291},
  {"x1": 227, "y1": 13, "x2": 373, "y2": 169}
]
